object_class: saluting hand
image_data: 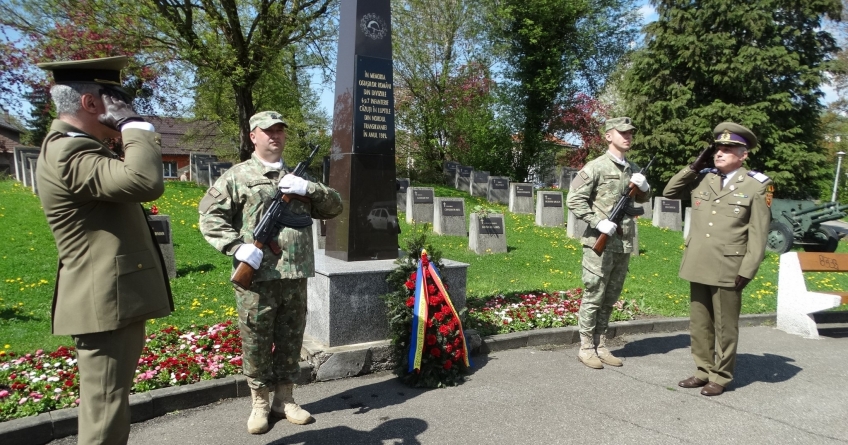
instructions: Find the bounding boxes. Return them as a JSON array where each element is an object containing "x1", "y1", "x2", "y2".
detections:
[{"x1": 98, "y1": 94, "x2": 145, "y2": 131}]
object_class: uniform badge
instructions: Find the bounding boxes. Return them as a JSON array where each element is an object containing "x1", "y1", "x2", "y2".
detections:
[
  {"x1": 729, "y1": 185, "x2": 736, "y2": 191},
  {"x1": 766, "y1": 184, "x2": 774, "y2": 208},
  {"x1": 695, "y1": 199, "x2": 701, "y2": 208},
  {"x1": 734, "y1": 207, "x2": 740, "y2": 215}
]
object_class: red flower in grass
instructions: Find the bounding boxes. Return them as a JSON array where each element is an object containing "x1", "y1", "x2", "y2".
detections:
[
  {"x1": 430, "y1": 348, "x2": 441, "y2": 358},
  {"x1": 443, "y1": 359, "x2": 453, "y2": 370},
  {"x1": 426, "y1": 334, "x2": 437, "y2": 345},
  {"x1": 405, "y1": 296, "x2": 415, "y2": 307}
]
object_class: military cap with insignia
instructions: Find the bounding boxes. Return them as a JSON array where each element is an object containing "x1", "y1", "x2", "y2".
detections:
[
  {"x1": 604, "y1": 116, "x2": 636, "y2": 133},
  {"x1": 249, "y1": 111, "x2": 289, "y2": 130},
  {"x1": 37, "y1": 55, "x2": 133, "y2": 100},
  {"x1": 713, "y1": 122, "x2": 758, "y2": 152}
]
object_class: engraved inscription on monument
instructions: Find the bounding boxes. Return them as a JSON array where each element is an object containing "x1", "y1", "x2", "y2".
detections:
[
  {"x1": 442, "y1": 201, "x2": 464, "y2": 216},
  {"x1": 412, "y1": 189, "x2": 434, "y2": 204},
  {"x1": 148, "y1": 219, "x2": 171, "y2": 244},
  {"x1": 354, "y1": 55, "x2": 395, "y2": 152},
  {"x1": 459, "y1": 166, "x2": 472, "y2": 177},
  {"x1": 478, "y1": 216, "x2": 504, "y2": 235},
  {"x1": 515, "y1": 185, "x2": 533, "y2": 197},
  {"x1": 661, "y1": 200, "x2": 681, "y2": 213},
  {"x1": 491, "y1": 178, "x2": 508, "y2": 190},
  {"x1": 543, "y1": 194, "x2": 563, "y2": 207}
]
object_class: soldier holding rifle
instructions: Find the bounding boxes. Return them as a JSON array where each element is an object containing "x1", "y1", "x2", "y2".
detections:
[
  {"x1": 566, "y1": 117, "x2": 651, "y2": 369},
  {"x1": 199, "y1": 111, "x2": 342, "y2": 434}
]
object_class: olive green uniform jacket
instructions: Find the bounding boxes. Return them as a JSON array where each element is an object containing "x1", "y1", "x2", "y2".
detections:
[
  {"x1": 36, "y1": 120, "x2": 174, "y2": 335},
  {"x1": 663, "y1": 167, "x2": 771, "y2": 286}
]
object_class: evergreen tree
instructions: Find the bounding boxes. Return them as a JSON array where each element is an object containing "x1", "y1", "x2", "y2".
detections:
[
  {"x1": 22, "y1": 85, "x2": 52, "y2": 147},
  {"x1": 620, "y1": 0, "x2": 841, "y2": 199}
]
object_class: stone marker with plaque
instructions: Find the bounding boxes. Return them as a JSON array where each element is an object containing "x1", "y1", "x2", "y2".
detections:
[
  {"x1": 21, "y1": 153, "x2": 39, "y2": 187},
  {"x1": 566, "y1": 209, "x2": 589, "y2": 239},
  {"x1": 208, "y1": 162, "x2": 233, "y2": 185},
  {"x1": 470, "y1": 170, "x2": 489, "y2": 197},
  {"x1": 434, "y1": 197, "x2": 465, "y2": 236},
  {"x1": 683, "y1": 207, "x2": 692, "y2": 239},
  {"x1": 487, "y1": 176, "x2": 510, "y2": 204},
  {"x1": 455, "y1": 166, "x2": 472, "y2": 192},
  {"x1": 509, "y1": 183, "x2": 534, "y2": 214},
  {"x1": 27, "y1": 157, "x2": 38, "y2": 194},
  {"x1": 13, "y1": 146, "x2": 39, "y2": 183},
  {"x1": 559, "y1": 167, "x2": 578, "y2": 190},
  {"x1": 469, "y1": 212, "x2": 507, "y2": 255},
  {"x1": 652, "y1": 197, "x2": 683, "y2": 231},
  {"x1": 396, "y1": 177, "x2": 409, "y2": 212},
  {"x1": 148, "y1": 215, "x2": 176, "y2": 279},
  {"x1": 406, "y1": 187, "x2": 435, "y2": 224},
  {"x1": 443, "y1": 161, "x2": 459, "y2": 185},
  {"x1": 535, "y1": 191, "x2": 565, "y2": 227}
]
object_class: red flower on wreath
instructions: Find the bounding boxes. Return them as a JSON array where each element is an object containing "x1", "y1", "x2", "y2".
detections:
[
  {"x1": 427, "y1": 284, "x2": 437, "y2": 295},
  {"x1": 433, "y1": 311, "x2": 445, "y2": 322},
  {"x1": 405, "y1": 296, "x2": 415, "y2": 307},
  {"x1": 410, "y1": 271, "x2": 417, "y2": 281},
  {"x1": 426, "y1": 334, "x2": 437, "y2": 345},
  {"x1": 430, "y1": 348, "x2": 441, "y2": 357},
  {"x1": 405, "y1": 280, "x2": 415, "y2": 290},
  {"x1": 439, "y1": 324, "x2": 451, "y2": 336},
  {"x1": 443, "y1": 359, "x2": 453, "y2": 370}
]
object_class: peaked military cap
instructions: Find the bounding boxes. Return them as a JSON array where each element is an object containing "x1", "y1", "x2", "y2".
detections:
[
  {"x1": 604, "y1": 117, "x2": 636, "y2": 133},
  {"x1": 249, "y1": 111, "x2": 288, "y2": 130},
  {"x1": 714, "y1": 122, "x2": 758, "y2": 152},
  {"x1": 37, "y1": 56, "x2": 128, "y2": 87}
]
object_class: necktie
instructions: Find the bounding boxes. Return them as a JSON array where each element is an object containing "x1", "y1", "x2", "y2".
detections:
[{"x1": 719, "y1": 173, "x2": 727, "y2": 190}]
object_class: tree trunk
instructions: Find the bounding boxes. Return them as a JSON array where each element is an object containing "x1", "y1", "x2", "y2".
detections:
[{"x1": 234, "y1": 86, "x2": 256, "y2": 161}]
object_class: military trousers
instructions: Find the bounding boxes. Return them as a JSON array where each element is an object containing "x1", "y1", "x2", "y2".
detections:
[
  {"x1": 235, "y1": 278, "x2": 308, "y2": 390},
  {"x1": 689, "y1": 282, "x2": 742, "y2": 387},
  {"x1": 72, "y1": 320, "x2": 146, "y2": 445},
  {"x1": 578, "y1": 247, "x2": 630, "y2": 337}
]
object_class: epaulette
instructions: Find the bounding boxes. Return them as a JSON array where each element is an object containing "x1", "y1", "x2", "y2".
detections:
[{"x1": 747, "y1": 171, "x2": 769, "y2": 183}]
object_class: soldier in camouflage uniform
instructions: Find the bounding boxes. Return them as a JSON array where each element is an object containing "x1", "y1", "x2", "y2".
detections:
[
  {"x1": 566, "y1": 117, "x2": 651, "y2": 369},
  {"x1": 198, "y1": 111, "x2": 343, "y2": 434}
]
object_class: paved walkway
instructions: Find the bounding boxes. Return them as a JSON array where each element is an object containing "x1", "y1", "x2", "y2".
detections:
[{"x1": 46, "y1": 326, "x2": 848, "y2": 444}]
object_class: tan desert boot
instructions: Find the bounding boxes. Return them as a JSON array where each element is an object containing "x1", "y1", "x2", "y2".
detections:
[
  {"x1": 272, "y1": 383, "x2": 312, "y2": 425},
  {"x1": 577, "y1": 333, "x2": 603, "y2": 369},
  {"x1": 247, "y1": 387, "x2": 271, "y2": 434},
  {"x1": 596, "y1": 334, "x2": 623, "y2": 367}
]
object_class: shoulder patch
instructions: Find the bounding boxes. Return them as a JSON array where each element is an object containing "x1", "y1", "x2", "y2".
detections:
[
  {"x1": 198, "y1": 186, "x2": 226, "y2": 214},
  {"x1": 579, "y1": 171, "x2": 590, "y2": 181},
  {"x1": 747, "y1": 171, "x2": 770, "y2": 183},
  {"x1": 570, "y1": 170, "x2": 590, "y2": 190}
]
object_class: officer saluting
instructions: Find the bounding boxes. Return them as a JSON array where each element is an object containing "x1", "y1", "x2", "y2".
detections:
[
  {"x1": 35, "y1": 56, "x2": 173, "y2": 444},
  {"x1": 663, "y1": 122, "x2": 772, "y2": 397}
]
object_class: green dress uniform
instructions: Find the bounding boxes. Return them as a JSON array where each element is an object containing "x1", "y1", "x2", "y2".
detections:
[{"x1": 664, "y1": 165, "x2": 771, "y2": 387}]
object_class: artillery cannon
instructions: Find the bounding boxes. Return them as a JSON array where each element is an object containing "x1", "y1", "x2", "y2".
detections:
[{"x1": 766, "y1": 199, "x2": 848, "y2": 253}]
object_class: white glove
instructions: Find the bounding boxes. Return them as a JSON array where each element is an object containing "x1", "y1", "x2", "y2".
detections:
[
  {"x1": 596, "y1": 219, "x2": 618, "y2": 235},
  {"x1": 630, "y1": 173, "x2": 649, "y2": 192},
  {"x1": 234, "y1": 243, "x2": 263, "y2": 269},
  {"x1": 278, "y1": 174, "x2": 309, "y2": 196}
]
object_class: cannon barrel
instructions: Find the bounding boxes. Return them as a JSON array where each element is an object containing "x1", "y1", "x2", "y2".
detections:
[{"x1": 787, "y1": 202, "x2": 837, "y2": 218}]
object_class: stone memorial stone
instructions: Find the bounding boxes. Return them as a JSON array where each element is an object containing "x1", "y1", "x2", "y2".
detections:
[
  {"x1": 535, "y1": 191, "x2": 565, "y2": 227},
  {"x1": 12, "y1": 146, "x2": 39, "y2": 183},
  {"x1": 313, "y1": 219, "x2": 327, "y2": 250},
  {"x1": 487, "y1": 176, "x2": 509, "y2": 204},
  {"x1": 396, "y1": 178, "x2": 409, "y2": 212},
  {"x1": 434, "y1": 197, "x2": 466, "y2": 236},
  {"x1": 406, "y1": 187, "x2": 434, "y2": 224},
  {"x1": 208, "y1": 162, "x2": 233, "y2": 185},
  {"x1": 637, "y1": 198, "x2": 653, "y2": 221},
  {"x1": 193, "y1": 155, "x2": 217, "y2": 187},
  {"x1": 469, "y1": 212, "x2": 507, "y2": 255},
  {"x1": 470, "y1": 170, "x2": 489, "y2": 197},
  {"x1": 632, "y1": 222, "x2": 640, "y2": 257},
  {"x1": 455, "y1": 166, "x2": 472, "y2": 192},
  {"x1": 22, "y1": 153, "x2": 39, "y2": 187},
  {"x1": 652, "y1": 197, "x2": 683, "y2": 231},
  {"x1": 443, "y1": 161, "x2": 459, "y2": 185},
  {"x1": 509, "y1": 183, "x2": 534, "y2": 214},
  {"x1": 683, "y1": 207, "x2": 692, "y2": 239},
  {"x1": 559, "y1": 167, "x2": 578, "y2": 190},
  {"x1": 148, "y1": 215, "x2": 176, "y2": 279},
  {"x1": 27, "y1": 157, "x2": 38, "y2": 194},
  {"x1": 189, "y1": 152, "x2": 216, "y2": 184},
  {"x1": 567, "y1": 209, "x2": 589, "y2": 239}
]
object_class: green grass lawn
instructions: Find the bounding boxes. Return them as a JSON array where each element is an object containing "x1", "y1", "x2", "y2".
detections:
[{"x1": 2, "y1": 178, "x2": 847, "y2": 354}]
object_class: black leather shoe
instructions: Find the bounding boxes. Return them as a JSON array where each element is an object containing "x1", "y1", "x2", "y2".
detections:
[
  {"x1": 678, "y1": 376, "x2": 708, "y2": 388},
  {"x1": 700, "y1": 382, "x2": 725, "y2": 396}
]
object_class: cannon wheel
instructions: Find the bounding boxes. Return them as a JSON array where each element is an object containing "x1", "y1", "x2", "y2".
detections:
[
  {"x1": 803, "y1": 226, "x2": 839, "y2": 253},
  {"x1": 766, "y1": 221, "x2": 794, "y2": 254}
]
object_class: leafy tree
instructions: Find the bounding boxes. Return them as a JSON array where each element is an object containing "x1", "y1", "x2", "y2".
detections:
[
  {"x1": 551, "y1": 93, "x2": 611, "y2": 169},
  {"x1": 620, "y1": 0, "x2": 841, "y2": 199}
]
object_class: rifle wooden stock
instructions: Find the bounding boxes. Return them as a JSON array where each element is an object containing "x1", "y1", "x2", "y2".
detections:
[
  {"x1": 590, "y1": 183, "x2": 641, "y2": 255},
  {"x1": 230, "y1": 240, "x2": 265, "y2": 291},
  {"x1": 591, "y1": 233, "x2": 610, "y2": 255}
]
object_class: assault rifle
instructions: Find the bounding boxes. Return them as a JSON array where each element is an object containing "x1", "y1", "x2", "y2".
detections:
[
  {"x1": 231, "y1": 144, "x2": 321, "y2": 290},
  {"x1": 591, "y1": 155, "x2": 656, "y2": 255}
]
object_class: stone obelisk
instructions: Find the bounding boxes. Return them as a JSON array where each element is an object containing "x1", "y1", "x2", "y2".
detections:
[{"x1": 325, "y1": 0, "x2": 398, "y2": 261}]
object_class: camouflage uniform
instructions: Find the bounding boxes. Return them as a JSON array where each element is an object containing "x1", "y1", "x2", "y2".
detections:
[
  {"x1": 199, "y1": 153, "x2": 343, "y2": 389},
  {"x1": 567, "y1": 152, "x2": 650, "y2": 338}
]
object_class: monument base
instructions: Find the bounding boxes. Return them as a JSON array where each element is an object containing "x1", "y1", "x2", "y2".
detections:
[{"x1": 306, "y1": 249, "x2": 469, "y2": 348}]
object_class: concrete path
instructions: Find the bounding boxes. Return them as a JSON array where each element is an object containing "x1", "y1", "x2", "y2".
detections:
[{"x1": 46, "y1": 326, "x2": 848, "y2": 444}]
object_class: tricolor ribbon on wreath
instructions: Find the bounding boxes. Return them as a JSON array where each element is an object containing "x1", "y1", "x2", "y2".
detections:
[{"x1": 408, "y1": 250, "x2": 471, "y2": 373}]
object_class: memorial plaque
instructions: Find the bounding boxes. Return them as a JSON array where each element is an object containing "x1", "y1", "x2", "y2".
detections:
[
  {"x1": 487, "y1": 176, "x2": 510, "y2": 204},
  {"x1": 661, "y1": 200, "x2": 680, "y2": 213},
  {"x1": 13, "y1": 146, "x2": 39, "y2": 183},
  {"x1": 543, "y1": 194, "x2": 563, "y2": 207},
  {"x1": 515, "y1": 185, "x2": 533, "y2": 197},
  {"x1": 397, "y1": 178, "x2": 409, "y2": 193},
  {"x1": 326, "y1": 0, "x2": 399, "y2": 261},
  {"x1": 443, "y1": 161, "x2": 459, "y2": 184},
  {"x1": 396, "y1": 177, "x2": 409, "y2": 212},
  {"x1": 491, "y1": 178, "x2": 508, "y2": 190},
  {"x1": 148, "y1": 219, "x2": 171, "y2": 244},
  {"x1": 412, "y1": 188, "x2": 434, "y2": 204},
  {"x1": 478, "y1": 216, "x2": 504, "y2": 235},
  {"x1": 442, "y1": 201, "x2": 464, "y2": 216},
  {"x1": 471, "y1": 170, "x2": 489, "y2": 197},
  {"x1": 459, "y1": 166, "x2": 472, "y2": 177}
]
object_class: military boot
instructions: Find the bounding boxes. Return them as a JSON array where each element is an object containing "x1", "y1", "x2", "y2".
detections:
[
  {"x1": 577, "y1": 333, "x2": 603, "y2": 369},
  {"x1": 272, "y1": 383, "x2": 312, "y2": 425},
  {"x1": 247, "y1": 387, "x2": 271, "y2": 434},
  {"x1": 596, "y1": 334, "x2": 623, "y2": 367}
]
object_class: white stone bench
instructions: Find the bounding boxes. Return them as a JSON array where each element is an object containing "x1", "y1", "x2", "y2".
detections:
[{"x1": 777, "y1": 252, "x2": 848, "y2": 338}]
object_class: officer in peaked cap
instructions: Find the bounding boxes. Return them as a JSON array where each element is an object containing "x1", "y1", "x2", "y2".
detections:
[
  {"x1": 35, "y1": 56, "x2": 173, "y2": 445},
  {"x1": 663, "y1": 121, "x2": 771, "y2": 397}
]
